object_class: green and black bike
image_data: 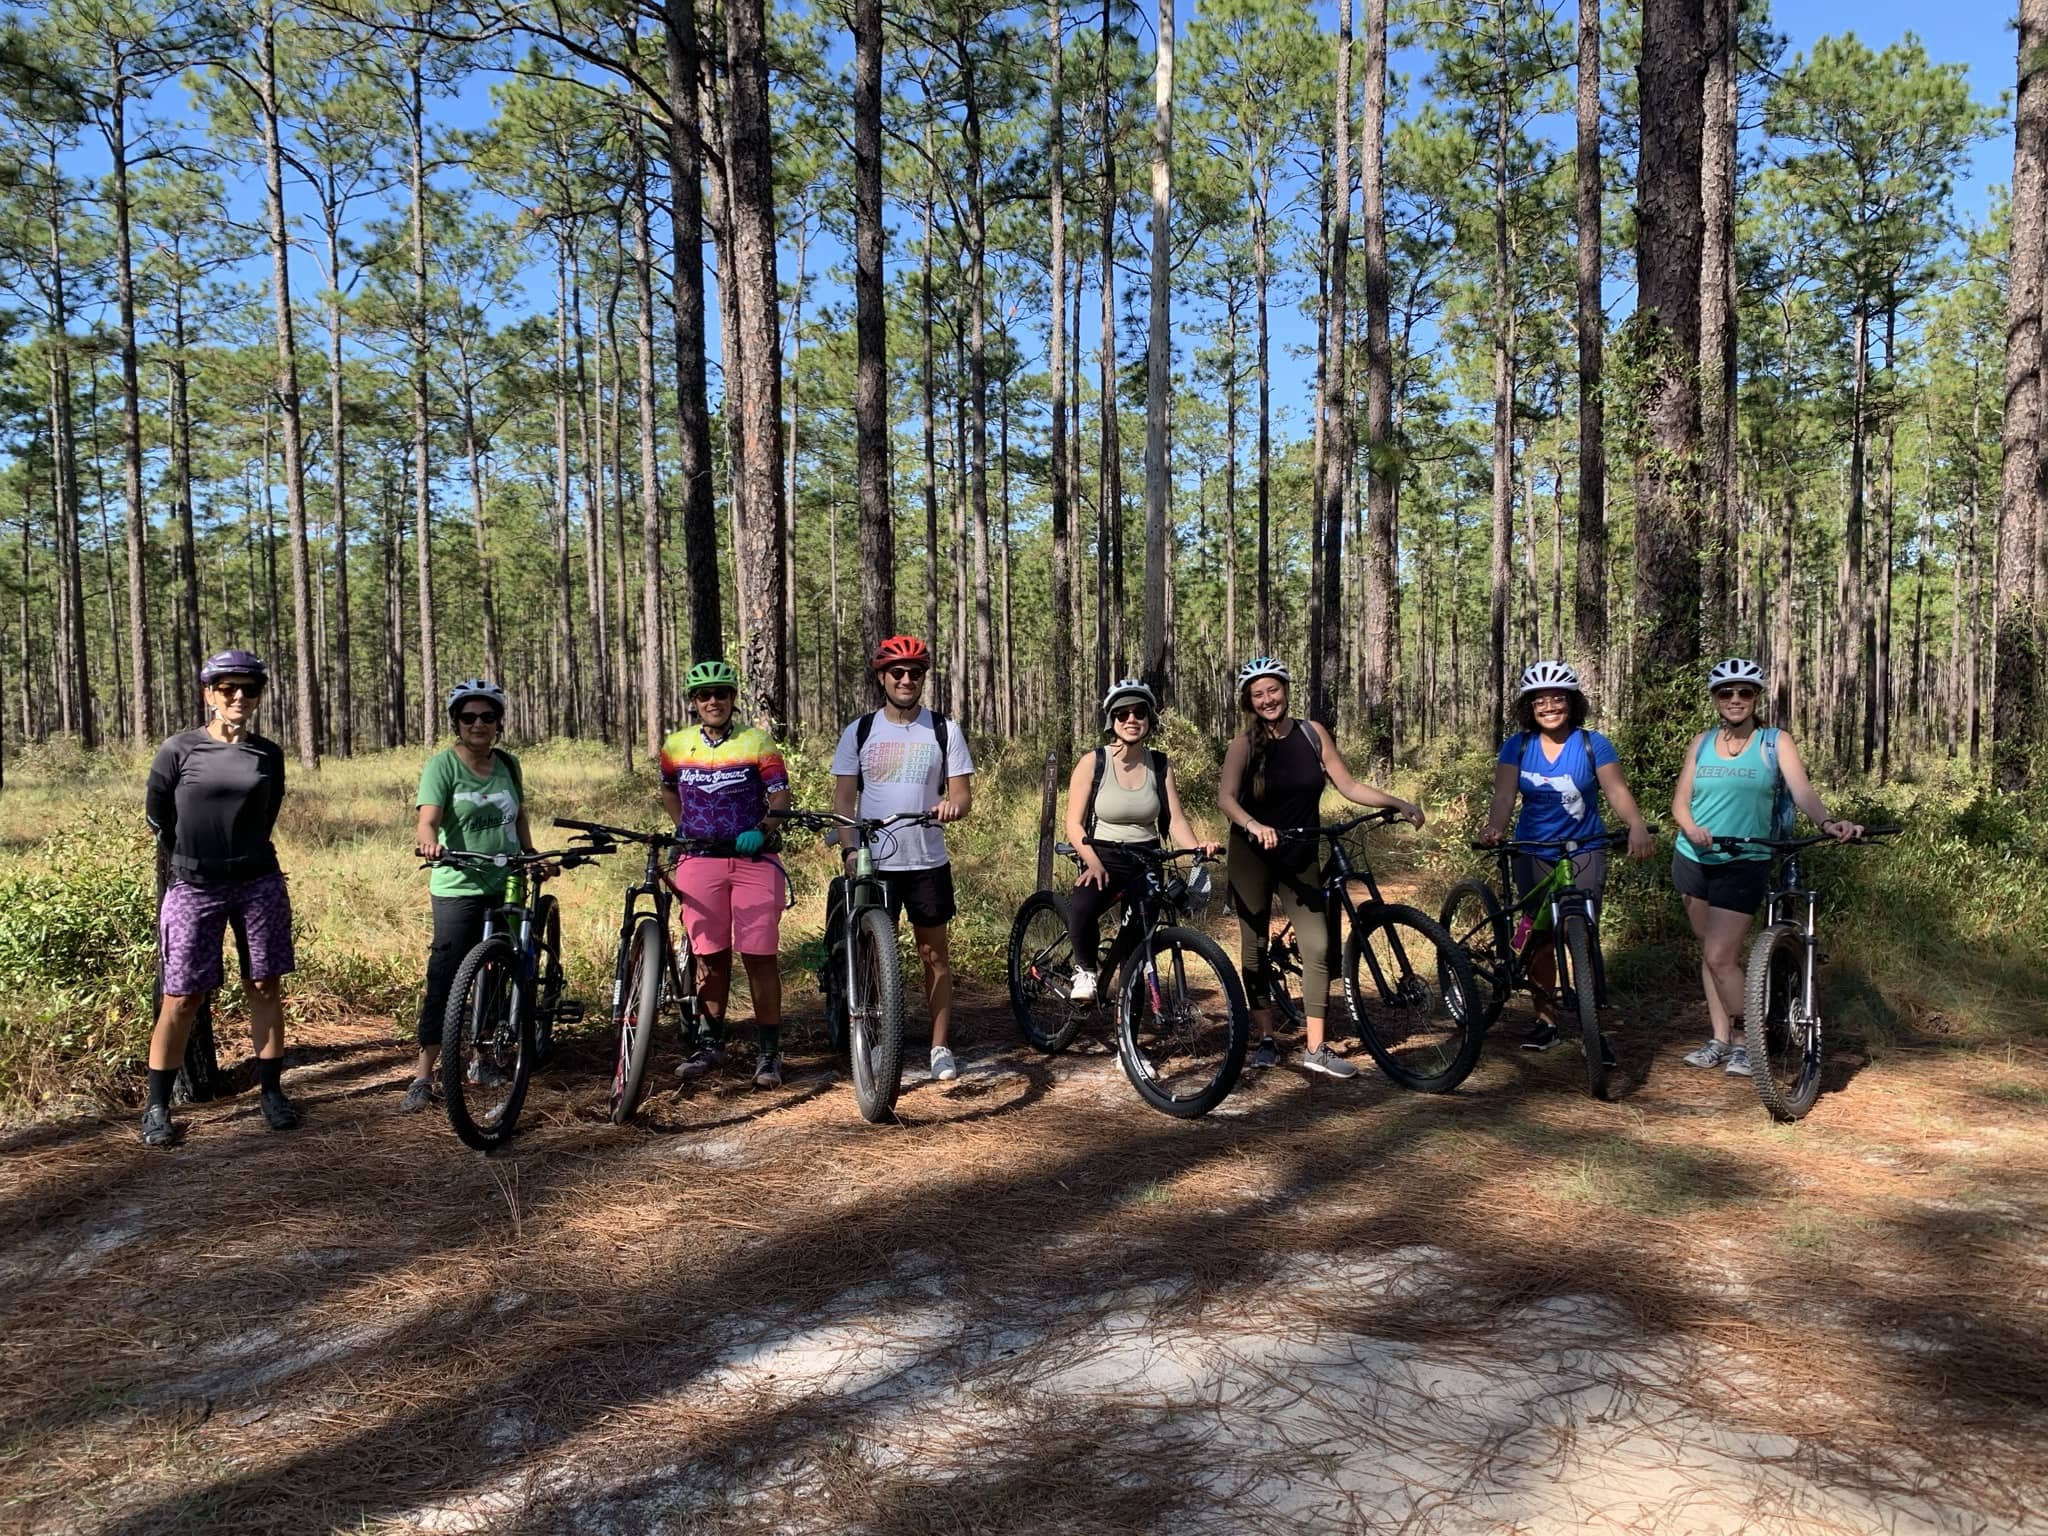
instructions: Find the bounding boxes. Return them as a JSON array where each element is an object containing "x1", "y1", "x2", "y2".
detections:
[
  {"x1": 1714, "y1": 826, "x2": 1899, "y2": 1122},
  {"x1": 1438, "y1": 827, "x2": 1648, "y2": 1099},
  {"x1": 424, "y1": 845, "x2": 596, "y2": 1151}
]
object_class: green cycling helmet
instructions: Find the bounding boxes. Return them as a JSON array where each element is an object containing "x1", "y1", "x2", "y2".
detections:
[{"x1": 685, "y1": 658, "x2": 739, "y2": 694}]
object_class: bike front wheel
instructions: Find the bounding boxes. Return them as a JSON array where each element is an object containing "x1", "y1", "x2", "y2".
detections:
[
  {"x1": 442, "y1": 936, "x2": 533, "y2": 1152},
  {"x1": 1745, "y1": 921, "x2": 1820, "y2": 1121},
  {"x1": 1437, "y1": 879, "x2": 1510, "y2": 1031},
  {"x1": 1344, "y1": 906, "x2": 1482, "y2": 1094},
  {"x1": 610, "y1": 915, "x2": 664, "y2": 1124},
  {"x1": 1008, "y1": 889, "x2": 1086, "y2": 1053},
  {"x1": 1560, "y1": 913, "x2": 1607, "y2": 1099},
  {"x1": 1117, "y1": 926, "x2": 1250, "y2": 1118},
  {"x1": 848, "y1": 907, "x2": 906, "y2": 1123}
]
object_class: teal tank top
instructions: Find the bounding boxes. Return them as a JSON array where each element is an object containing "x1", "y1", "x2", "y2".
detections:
[{"x1": 1678, "y1": 729, "x2": 1774, "y2": 865}]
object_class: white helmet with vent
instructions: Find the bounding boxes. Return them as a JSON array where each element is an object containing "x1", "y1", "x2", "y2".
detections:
[
  {"x1": 1515, "y1": 660, "x2": 1583, "y2": 697},
  {"x1": 1707, "y1": 657, "x2": 1766, "y2": 693}
]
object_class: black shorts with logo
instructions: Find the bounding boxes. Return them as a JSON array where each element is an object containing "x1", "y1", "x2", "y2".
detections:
[{"x1": 1671, "y1": 850, "x2": 1770, "y2": 915}]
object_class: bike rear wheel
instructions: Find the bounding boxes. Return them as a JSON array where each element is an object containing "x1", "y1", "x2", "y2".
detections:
[
  {"x1": 848, "y1": 906, "x2": 905, "y2": 1123},
  {"x1": 610, "y1": 915, "x2": 664, "y2": 1124},
  {"x1": 1745, "y1": 921, "x2": 1820, "y2": 1121},
  {"x1": 1117, "y1": 926, "x2": 1250, "y2": 1118},
  {"x1": 1008, "y1": 889, "x2": 1086, "y2": 1053},
  {"x1": 1344, "y1": 906, "x2": 1482, "y2": 1093},
  {"x1": 1437, "y1": 879, "x2": 1510, "y2": 1031},
  {"x1": 1561, "y1": 913, "x2": 1607, "y2": 1099},
  {"x1": 441, "y1": 936, "x2": 533, "y2": 1152},
  {"x1": 533, "y1": 894, "x2": 563, "y2": 1066}
]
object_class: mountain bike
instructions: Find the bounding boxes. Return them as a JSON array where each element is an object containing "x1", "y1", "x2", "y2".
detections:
[
  {"x1": 1712, "y1": 826, "x2": 1900, "y2": 1122},
  {"x1": 790, "y1": 807, "x2": 938, "y2": 1125},
  {"x1": 1438, "y1": 828, "x2": 1645, "y2": 1099},
  {"x1": 1266, "y1": 809, "x2": 1481, "y2": 1094},
  {"x1": 424, "y1": 844, "x2": 598, "y2": 1152},
  {"x1": 1008, "y1": 840, "x2": 1249, "y2": 1117},
  {"x1": 554, "y1": 817, "x2": 714, "y2": 1126}
]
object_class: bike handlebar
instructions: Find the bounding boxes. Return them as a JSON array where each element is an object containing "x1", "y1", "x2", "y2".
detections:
[
  {"x1": 1275, "y1": 807, "x2": 1407, "y2": 843},
  {"x1": 1709, "y1": 825, "x2": 1901, "y2": 854},
  {"x1": 1471, "y1": 825, "x2": 1658, "y2": 856},
  {"x1": 417, "y1": 846, "x2": 600, "y2": 876},
  {"x1": 1070, "y1": 839, "x2": 1217, "y2": 863},
  {"x1": 553, "y1": 816, "x2": 674, "y2": 847}
]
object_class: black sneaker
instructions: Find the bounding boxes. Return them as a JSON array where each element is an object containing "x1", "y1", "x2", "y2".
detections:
[
  {"x1": 1251, "y1": 1036, "x2": 1281, "y2": 1069},
  {"x1": 140, "y1": 1104, "x2": 174, "y2": 1148},
  {"x1": 260, "y1": 1091, "x2": 301, "y2": 1131},
  {"x1": 1520, "y1": 1019, "x2": 1563, "y2": 1052}
]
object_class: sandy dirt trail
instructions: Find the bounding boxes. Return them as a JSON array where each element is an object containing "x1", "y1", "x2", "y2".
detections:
[{"x1": 2, "y1": 981, "x2": 2044, "y2": 1536}]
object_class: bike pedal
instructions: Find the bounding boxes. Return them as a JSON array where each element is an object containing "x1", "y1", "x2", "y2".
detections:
[{"x1": 552, "y1": 1001, "x2": 586, "y2": 1025}]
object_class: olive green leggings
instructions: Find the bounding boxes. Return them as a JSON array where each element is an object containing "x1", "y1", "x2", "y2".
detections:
[{"x1": 1227, "y1": 840, "x2": 1335, "y2": 1018}]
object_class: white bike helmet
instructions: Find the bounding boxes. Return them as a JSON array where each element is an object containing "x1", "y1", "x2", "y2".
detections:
[
  {"x1": 1516, "y1": 660, "x2": 1583, "y2": 697},
  {"x1": 446, "y1": 677, "x2": 507, "y2": 719},
  {"x1": 1102, "y1": 677, "x2": 1158, "y2": 720},
  {"x1": 1236, "y1": 655, "x2": 1291, "y2": 694},
  {"x1": 1707, "y1": 657, "x2": 1766, "y2": 693}
]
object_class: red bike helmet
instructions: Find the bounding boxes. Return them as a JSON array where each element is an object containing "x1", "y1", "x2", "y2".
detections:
[{"x1": 871, "y1": 634, "x2": 932, "y2": 672}]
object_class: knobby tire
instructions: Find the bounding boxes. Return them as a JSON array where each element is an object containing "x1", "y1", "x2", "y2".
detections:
[
  {"x1": 1562, "y1": 914, "x2": 1606, "y2": 1099},
  {"x1": 441, "y1": 936, "x2": 532, "y2": 1152},
  {"x1": 1008, "y1": 889, "x2": 1086, "y2": 1053},
  {"x1": 1344, "y1": 905, "x2": 1483, "y2": 1094},
  {"x1": 1745, "y1": 921, "x2": 1820, "y2": 1121},
  {"x1": 1116, "y1": 926, "x2": 1250, "y2": 1119},
  {"x1": 849, "y1": 907, "x2": 905, "y2": 1123},
  {"x1": 610, "y1": 915, "x2": 664, "y2": 1124},
  {"x1": 1437, "y1": 879, "x2": 1511, "y2": 1031}
]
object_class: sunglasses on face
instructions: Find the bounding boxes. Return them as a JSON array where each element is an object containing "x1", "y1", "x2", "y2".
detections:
[
  {"x1": 1111, "y1": 705, "x2": 1151, "y2": 723},
  {"x1": 692, "y1": 688, "x2": 737, "y2": 704},
  {"x1": 212, "y1": 682, "x2": 263, "y2": 700},
  {"x1": 1715, "y1": 687, "x2": 1758, "y2": 702},
  {"x1": 884, "y1": 666, "x2": 928, "y2": 684},
  {"x1": 456, "y1": 710, "x2": 501, "y2": 726}
]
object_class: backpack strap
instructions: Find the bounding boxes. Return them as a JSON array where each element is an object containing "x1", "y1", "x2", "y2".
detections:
[
  {"x1": 492, "y1": 747, "x2": 524, "y2": 801},
  {"x1": 854, "y1": 708, "x2": 951, "y2": 803},
  {"x1": 1150, "y1": 748, "x2": 1171, "y2": 839},
  {"x1": 1081, "y1": 746, "x2": 1108, "y2": 836}
]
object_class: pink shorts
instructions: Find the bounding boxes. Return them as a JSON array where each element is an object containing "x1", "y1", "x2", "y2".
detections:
[{"x1": 672, "y1": 856, "x2": 786, "y2": 956}]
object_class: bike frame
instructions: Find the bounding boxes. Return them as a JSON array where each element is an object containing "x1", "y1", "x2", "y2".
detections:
[
  {"x1": 1276, "y1": 811, "x2": 1412, "y2": 1005},
  {"x1": 1481, "y1": 832, "x2": 1630, "y2": 1010},
  {"x1": 1071, "y1": 843, "x2": 1208, "y2": 1009}
]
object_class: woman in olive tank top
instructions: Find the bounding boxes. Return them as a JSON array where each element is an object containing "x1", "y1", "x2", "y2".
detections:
[
  {"x1": 1217, "y1": 656, "x2": 1423, "y2": 1080},
  {"x1": 1062, "y1": 679, "x2": 1220, "y2": 1003},
  {"x1": 1671, "y1": 658, "x2": 1862, "y2": 1078}
]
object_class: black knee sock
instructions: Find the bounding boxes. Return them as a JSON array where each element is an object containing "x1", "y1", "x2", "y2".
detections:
[
  {"x1": 147, "y1": 1067, "x2": 178, "y2": 1112},
  {"x1": 256, "y1": 1056, "x2": 284, "y2": 1096},
  {"x1": 699, "y1": 1012, "x2": 727, "y2": 1047},
  {"x1": 756, "y1": 1025, "x2": 780, "y2": 1058}
]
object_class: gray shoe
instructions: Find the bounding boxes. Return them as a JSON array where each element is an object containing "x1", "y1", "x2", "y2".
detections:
[
  {"x1": 399, "y1": 1078, "x2": 435, "y2": 1113},
  {"x1": 467, "y1": 1055, "x2": 510, "y2": 1087},
  {"x1": 675, "y1": 1044, "x2": 727, "y2": 1080},
  {"x1": 1301, "y1": 1045, "x2": 1360, "y2": 1079},
  {"x1": 1682, "y1": 1038, "x2": 1733, "y2": 1069},
  {"x1": 140, "y1": 1103, "x2": 174, "y2": 1148},
  {"x1": 930, "y1": 1046, "x2": 959, "y2": 1082},
  {"x1": 753, "y1": 1053, "x2": 783, "y2": 1089},
  {"x1": 1724, "y1": 1045, "x2": 1753, "y2": 1077}
]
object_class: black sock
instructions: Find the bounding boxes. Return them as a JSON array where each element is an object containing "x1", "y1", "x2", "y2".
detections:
[
  {"x1": 700, "y1": 1015, "x2": 727, "y2": 1048},
  {"x1": 256, "y1": 1056, "x2": 284, "y2": 1096},
  {"x1": 756, "y1": 1025, "x2": 780, "y2": 1058},
  {"x1": 147, "y1": 1067, "x2": 178, "y2": 1112}
]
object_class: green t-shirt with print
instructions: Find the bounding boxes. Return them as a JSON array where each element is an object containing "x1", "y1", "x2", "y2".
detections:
[{"x1": 417, "y1": 747, "x2": 523, "y2": 898}]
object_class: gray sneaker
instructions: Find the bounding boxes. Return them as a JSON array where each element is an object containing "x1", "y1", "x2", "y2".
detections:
[
  {"x1": 1724, "y1": 1045, "x2": 1753, "y2": 1077},
  {"x1": 753, "y1": 1053, "x2": 784, "y2": 1089},
  {"x1": 675, "y1": 1044, "x2": 727, "y2": 1080},
  {"x1": 930, "y1": 1046, "x2": 960, "y2": 1082},
  {"x1": 1301, "y1": 1045, "x2": 1360, "y2": 1079},
  {"x1": 140, "y1": 1103, "x2": 174, "y2": 1148},
  {"x1": 399, "y1": 1078, "x2": 435, "y2": 1113},
  {"x1": 1682, "y1": 1038, "x2": 1733, "y2": 1069}
]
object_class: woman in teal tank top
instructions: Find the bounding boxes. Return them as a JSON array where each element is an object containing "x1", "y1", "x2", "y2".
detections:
[{"x1": 1670, "y1": 658, "x2": 1863, "y2": 1080}]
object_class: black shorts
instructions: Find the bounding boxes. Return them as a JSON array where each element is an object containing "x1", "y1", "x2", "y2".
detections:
[
  {"x1": 881, "y1": 863, "x2": 957, "y2": 930},
  {"x1": 1671, "y1": 851, "x2": 1769, "y2": 915}
]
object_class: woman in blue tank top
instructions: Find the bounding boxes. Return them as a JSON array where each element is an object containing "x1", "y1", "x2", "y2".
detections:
[{"x1": 1670, "y1": 658, "x2": 1862, "y2": 1079}]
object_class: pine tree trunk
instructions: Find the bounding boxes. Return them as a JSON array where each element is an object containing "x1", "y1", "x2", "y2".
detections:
[
  {"x1": 1098, "y1": 0, "x2": 1121, "y2": 693},
  {"x1": 169, "y1": 297, "x2": 202, "y2": 724},
  {"x1": 921, "y1": 165, "x2": 941, "y2": 662},
  {"x1": 1361, "y1": 0, "x2": 1395, "y2": 765},
  {"x1": 1698, "y1": 0, "x2": 1737, "y2": 649},
  {"x1": 1996, "y1": 0, "x2": 2044, "y2": 794},
  {"x1": 1315, "y1": 0, "x2": 1351, "y2": 728},
  {"x1": 1048, "y1": 0, "x2": 1073, "y2": 758},
  {"x1": 553, "y1": 245, "x2": 581, "y2": 734},
  {"x1": 1487, "y1": 39, "x2": 1516, "y2": 745},
  {"x1": 1140, "y1": 0, "x2": 1173, "y2": 695},
  {"x1": 1574, "y1": 0, "x2": 1607, "y2": 702},
  {"x1": 322, "y1": 199, "x2": 351, "y2": 756},
  {"x1": 632, "y1": 123, "x2": 666, "y2": 759},
  {"x1": 854, "y1": 0, "x2": 894, "y2": 658},
  {"x1": 107, "y1": 53, "x2": 152, "y2": 745}
]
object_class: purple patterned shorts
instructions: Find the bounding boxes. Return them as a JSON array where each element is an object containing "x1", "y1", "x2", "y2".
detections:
[{"x1": 159, "y1": 873, "x2": 296, "y2": 997}]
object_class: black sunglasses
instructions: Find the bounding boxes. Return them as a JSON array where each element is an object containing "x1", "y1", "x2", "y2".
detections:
[
  {"x1": 884, "y1": 666, "x2": 928, "y2": 683},
  {"x1": 456, "y1": 710, "x2": 501, "y2": 725},
  {"x1": 1111, "y1": 705, "x2": 1152, "y2": 722},
  {"x1": 1714, "y1": 687, "x2": 1758, "y2": 702},
  {"x1": 213, "y1": 681, "x2": 264, "y2": 699},
  {"x1": 692, "y1": 687, "x2": 737, "y2": 703}
]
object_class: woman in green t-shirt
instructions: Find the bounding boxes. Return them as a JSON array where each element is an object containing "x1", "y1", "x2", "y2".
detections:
[
  {"x1": 404, "y1": 678, "x2": 540, "y2": 1111},
  {"x1": 1670, "y1": 658, "x2": 1861, "y2": 1079}
]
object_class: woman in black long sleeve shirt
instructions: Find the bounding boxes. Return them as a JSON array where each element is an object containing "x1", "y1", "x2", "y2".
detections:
[{"x1": 140, "y1": 649, "x2": 299, "y2": 1147}]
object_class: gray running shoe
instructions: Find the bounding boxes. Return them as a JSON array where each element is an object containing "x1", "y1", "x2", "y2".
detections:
[
  {"x1": 140, "y1": 1104, "x2": 174, "y2": 1148},
  {"x1": 1682, "y1": 1038, "x2": 1733, "y2": 1069},
  {"x1": 399, "y1": 1078, "x2": 435, "y2": 1113},
  {"x1": 1251, "y1": 1036, "x2": 1281, "y2": 1069},
  {"x1": 675, "y1": 1044, "x2": 726, "y2": 1080},
  {"x1": 1301, "y1": 1045, "x2": 1360, "y2": 1079},
  {"x1": 753, "y1": 1053, "x2": 783, "y2": 1089},
  {"x1": 467, "y1": 1055, "x2": 511, "y2": 1087},
  {"x1": 930, "y1": 1046, "x2": 960, "y2": 1082},
  {"x1": 1724, "y1": 1045, "x2": 1753, "y2": 1078}
]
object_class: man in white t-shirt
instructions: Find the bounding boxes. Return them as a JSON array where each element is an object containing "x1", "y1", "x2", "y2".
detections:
[{"x1": 830, "y1": 634, "x2": 975, "y2": 1080}]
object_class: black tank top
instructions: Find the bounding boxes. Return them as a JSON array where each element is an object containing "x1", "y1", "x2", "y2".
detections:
[{"x1": 1240, "y1": 721, "x2": 1324, "y2": 835}]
